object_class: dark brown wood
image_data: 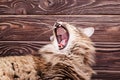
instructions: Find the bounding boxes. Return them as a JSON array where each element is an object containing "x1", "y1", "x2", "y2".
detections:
[
  {"x1": 0, "y1": 15, "x2": 120, "y2": 42},
  {"x1": 0, "y1": 0, "x2": 120, "y2": 79},
  {"x1": 92, "y1": 70, "x2": 120, "y2": 80},
  {"x1": 0, "y1": 15, "x2": 120, "y2": 80},
  {"x1": 0, "y1": 41, "x2": 46, "y2": 56},
  {"x1": 0, "y1": 0, "x2": 120, "y2": 15}
]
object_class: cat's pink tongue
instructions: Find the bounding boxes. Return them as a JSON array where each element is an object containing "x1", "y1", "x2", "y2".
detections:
[{"x1": 58, "y1": 39, "x2": 66, "y2": 48}]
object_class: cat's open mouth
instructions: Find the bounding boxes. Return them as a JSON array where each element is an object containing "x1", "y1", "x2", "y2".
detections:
[{"x1": 54, "y1": 22, "x2": 69, "y2": 50}]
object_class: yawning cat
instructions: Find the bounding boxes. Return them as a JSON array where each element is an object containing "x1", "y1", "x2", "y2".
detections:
[
  {"x1": 39, "y1": 21, "x2": 95, "y2": 80},
  {"x1": 0, "y1": 21, "x2": 95, "y2": 80}
]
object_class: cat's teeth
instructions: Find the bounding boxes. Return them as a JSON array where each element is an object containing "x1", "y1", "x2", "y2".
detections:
[
  {"x1": 60, "y1": 39, "x2": 66, "y2": 45},
  {"x1": 58, "y1": 39, "x2": 66, "y2": 49}
]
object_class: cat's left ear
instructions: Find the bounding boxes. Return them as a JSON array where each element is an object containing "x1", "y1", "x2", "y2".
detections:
[{"x1": 83, "y1": 27, "x2": 94, "y2": 37}]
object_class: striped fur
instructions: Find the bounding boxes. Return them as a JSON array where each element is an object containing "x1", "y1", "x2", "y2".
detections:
[
  {"x1": 0, "y1": 22, "x2": 95, "y2": 80},
  {"x1": 39, "y1": 22, "x2": 95, "y2": 80}
]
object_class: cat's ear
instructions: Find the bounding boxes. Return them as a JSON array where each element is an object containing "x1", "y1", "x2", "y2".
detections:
[{"x1": 83, "y1": 27, "x2": 94, "y2": 37}]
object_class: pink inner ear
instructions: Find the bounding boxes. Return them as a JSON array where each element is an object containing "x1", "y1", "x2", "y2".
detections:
[{"x1": 83, "y1": 27, "x2": 94, "y2": 37}]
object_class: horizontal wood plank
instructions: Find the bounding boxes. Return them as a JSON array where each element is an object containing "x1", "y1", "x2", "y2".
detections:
[
  {"x1": 0, "y1": 41, "x2": 119, "y2": 70},
  {"x1": 0, "y1": 0, "x2": 120, "y2": 15},
  {"x1": 0, "y1": 15, "x2": 120, "y2": 42},
  {"x1": 92, "y1": 70, "x2": 120, "y2": 80},
  {"x1": 0, "y1": 41, "x2": 120, "y2": 80}
]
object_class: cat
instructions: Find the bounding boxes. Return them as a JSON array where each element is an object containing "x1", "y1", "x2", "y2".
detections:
[
  {"x1": 0, "y1": 21, "x2": 95, "y2": 80},
  {"x1": 39, "y1": 21, "x2": 96, "y2": 80}
]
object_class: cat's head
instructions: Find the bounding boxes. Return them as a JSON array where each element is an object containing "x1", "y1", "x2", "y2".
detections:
[
  {"x1": 50, "y1": 21, "x2": 95, "y2": 55},
  {"x1": 39, "y1": 22, "x2": 95, "y2": 79}
]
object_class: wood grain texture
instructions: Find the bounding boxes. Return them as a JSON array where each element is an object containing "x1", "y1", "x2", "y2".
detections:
[
  {"x1": 0, "y1": 41, "x2": 46, "y2": 56},
  {"x1": 0, "y1": 0, "x2": 120, "y2": 15},
  {"x1": 0, "y1": 0, "x2": 120, "y2": 79},
  {"x1": 0, "y1": 15, "x2": 120, "y2": 80},
  {"x1": 0, "y1": 15, "x2": 120, "y2": 42}
]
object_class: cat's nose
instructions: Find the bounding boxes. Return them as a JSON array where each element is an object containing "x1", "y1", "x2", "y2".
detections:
[
  {"x1": 54, "y1": 22, "x2": 62, "y2": 28},
  {"x1": 55, "y1": 22, "x2": 59, "y2": 26}
]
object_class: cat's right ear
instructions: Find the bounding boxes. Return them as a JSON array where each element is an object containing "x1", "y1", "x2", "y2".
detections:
[{"x1": 83, "y1": 27, "x2": 95, "y2": 37}]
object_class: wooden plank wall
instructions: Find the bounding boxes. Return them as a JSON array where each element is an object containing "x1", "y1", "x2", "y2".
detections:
[{"x1": 0, "y1": 0, "x2": 120, "y2": 80}]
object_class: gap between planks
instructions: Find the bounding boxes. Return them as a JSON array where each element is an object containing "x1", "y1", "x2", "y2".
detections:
[
  {"x1": 1, "y1": 15, "x2": 120, "y2": 17},
  {"x1": 95, "y1": 70, "x2": 120, "y2": 74}
]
